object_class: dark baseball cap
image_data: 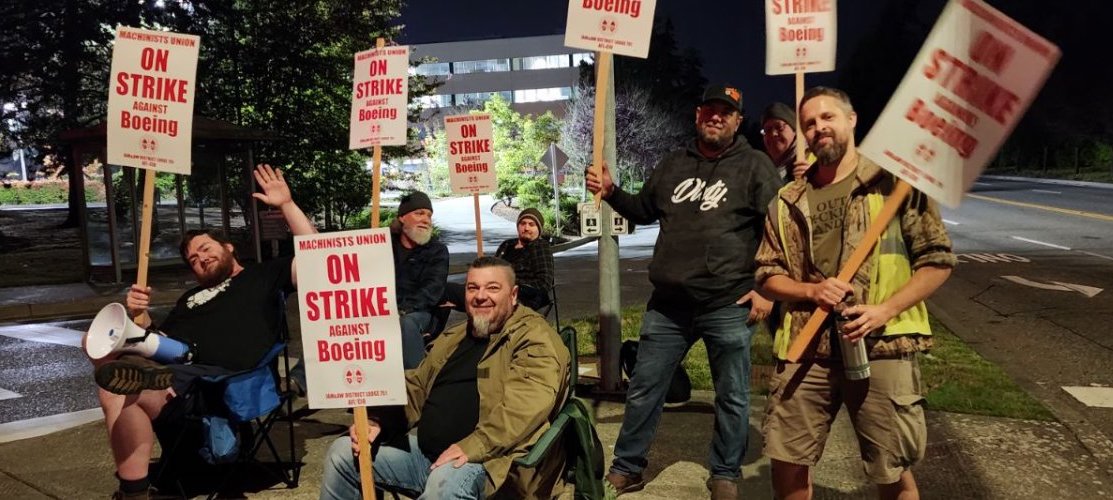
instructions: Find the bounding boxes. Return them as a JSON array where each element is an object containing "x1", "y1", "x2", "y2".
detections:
[{"x1": 701, "y1": 85, "x2": 743, "y2": 112}]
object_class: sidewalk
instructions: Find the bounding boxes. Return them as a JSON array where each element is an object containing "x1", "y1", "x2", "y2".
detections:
[
  {"x1": 3, "y1": 196, "x2": 1113, "y2": 498},
  {"x1": 0, "y1": 391, "x2": 1109, "y2": 499}
]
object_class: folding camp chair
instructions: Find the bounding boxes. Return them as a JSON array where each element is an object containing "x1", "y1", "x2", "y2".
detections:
[
  {"x1": 514, "y1": 325, "x2": 607, "y2": 500},
  {"x1": 153, "y1": 293, "x2": 300, "y2": 498}
]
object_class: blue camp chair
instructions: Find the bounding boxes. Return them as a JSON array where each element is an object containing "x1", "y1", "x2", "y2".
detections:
[{"x1": 154, "y1": 294, "x2": 300, "y2": 499}]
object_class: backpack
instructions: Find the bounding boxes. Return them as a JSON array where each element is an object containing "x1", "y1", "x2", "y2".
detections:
[{"x1": 619, "y1": 340, "x2": 692, "y2": 405}]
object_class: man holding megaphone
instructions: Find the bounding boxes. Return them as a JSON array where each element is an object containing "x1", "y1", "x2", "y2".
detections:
[{"x1": 89, "y1": 164, "x2": 315, "y2": 500}]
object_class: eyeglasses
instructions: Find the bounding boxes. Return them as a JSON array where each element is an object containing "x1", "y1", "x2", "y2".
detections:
[{"x1": 761, "y1": 122, "x2": 793, "y2": 136}]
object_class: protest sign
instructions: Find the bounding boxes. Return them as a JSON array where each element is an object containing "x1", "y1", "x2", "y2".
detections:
[
  {"x1": 785, "y1": 0, "x2": 1060, "y2": 362},
  {"x1": 446, "y1": 114, "x2": 496, "y2": 195},
  {"x1": 107, "y1": 26, "x2": 199, "y2": 174},
  {"x1": 349, "y1": 45, "x2": 409, "y2": 149},
  {"x1": 564, "y1": 0, "x2": 657, "y2": 58},
  {"x1": 295, "y1": 228, "x2": 407, "y2": 410},
  {"x1": 765, "y1": 0, "x2": 837, "y2": 75},
  {"x1": 859, "y1": 0, "x2": 1060, "y2": 208}
]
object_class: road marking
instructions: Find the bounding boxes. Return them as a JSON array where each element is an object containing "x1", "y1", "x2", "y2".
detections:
[
  {"x1": 942, "y1": 218, "x2": 961, "y2": 226},
  {"x1": 966, "y1": 193, "x2": 1113, "y2": 222},
  {"x1": 0, "y1": 324, "x2": 84, "y2": 348},
  {"x1": 1001, "y1": 275, "x2": 1103, "y2": 298},
  {"x1": 0, "y1": 408, "x2": 103, "y2": 444},
  {"x1": 1010, "y1": 236, "x2": 1071, "y2": 250},
  {"x1": 973, "y1": 181, "x2": 994, "y2": 187},
  {"x1": 956, "y1": 253, "x2": 1030, "y2": 264},
  {"x1": 0, "y1": 387, "x2": 21, "y2": 401},
  {"x1": 1031, "y1": 189, "x2": 1062, "y2": 195},
  {"x1": 1063, "y1": 387, "x2": 1113, "y2": 408},
  {"x1": 1080, "y1": 251, "x2": 1113, "y2": 262}
]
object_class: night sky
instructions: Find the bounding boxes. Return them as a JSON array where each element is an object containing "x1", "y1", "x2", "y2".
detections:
[{"x1": 398, "y1": 0, "x2": 913, "y2": 118}]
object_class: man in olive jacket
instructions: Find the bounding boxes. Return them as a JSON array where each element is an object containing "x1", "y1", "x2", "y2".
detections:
[{"x1": 321, "y1": 257, "x2": 571, "y2": 499}]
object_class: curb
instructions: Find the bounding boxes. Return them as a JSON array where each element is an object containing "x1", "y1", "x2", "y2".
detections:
[
  {"x1": 981, "y1": 175, "x2": 1113, "y2": 190},
  {"x1": 928, "y1": 298, "x2": 1113, "y2": 469}
]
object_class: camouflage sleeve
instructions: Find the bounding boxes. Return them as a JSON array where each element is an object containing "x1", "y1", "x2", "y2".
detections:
[
  {"x1": 755, "y1": 201, "x2": 791, "y2": 285},
  {"x1": 901, "y1": 189, "x2": 958, "y2": 270}
]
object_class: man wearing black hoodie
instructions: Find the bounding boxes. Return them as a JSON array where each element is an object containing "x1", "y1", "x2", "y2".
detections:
[{"x1": 587, "y1": 85, "x2": 782, "y2": 499}]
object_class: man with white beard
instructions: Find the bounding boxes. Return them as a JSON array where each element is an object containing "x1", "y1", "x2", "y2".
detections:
[
  {"x1": 321, "y1": 257, "x2": 570, "y2": 499},
  {"x1": 390, "y1": 191, "x2": 449, "y2": 368}
]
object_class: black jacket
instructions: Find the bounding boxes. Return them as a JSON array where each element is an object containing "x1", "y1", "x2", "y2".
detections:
[
  {"x1": 606, "y1": 138, "x2": 782, "y2": 309},
  {"x1": 391, "y1": 226, "x2": 449, "y2": 314}
]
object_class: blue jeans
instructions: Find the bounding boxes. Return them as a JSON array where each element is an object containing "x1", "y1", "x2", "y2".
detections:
[
  {"x1": 401, "y1": 311, "x2": 432, "y2": 369},
  {"x1": 610, "y1": 303, "x2": 753, "y2": 480},
  {"x1": 321, "y1": 434, "x2": 487, "y2": 500}
]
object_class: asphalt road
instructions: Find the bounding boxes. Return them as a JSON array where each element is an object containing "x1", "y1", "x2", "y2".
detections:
[
  {"x1": 3, "y1": 178, "x2": 1112, "y2": 450},
  {"x1": 931, "y1": 176, "x2": 1113, "y2": 450}
]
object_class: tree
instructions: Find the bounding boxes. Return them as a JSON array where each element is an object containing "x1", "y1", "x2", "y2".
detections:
[
  {"x1": 0, "y1": 1, "x2": 435, "y2": 230},
  {"x1": 423, "y1": 95, "x2": 560, "y2": 205},
  {"x1": 561, "y1": 84, "x2": 687, "y2": 189},
  {"x1": 568, "y1": 17, "x2": 705, "y2": 186}
]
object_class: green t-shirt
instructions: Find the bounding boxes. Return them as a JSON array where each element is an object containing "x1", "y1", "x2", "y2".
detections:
[{"x1": 807, "y1": 173, "x2": 856, "y2": 277}]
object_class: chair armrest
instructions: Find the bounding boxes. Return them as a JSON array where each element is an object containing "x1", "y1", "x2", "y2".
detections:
[{"x1": 514, "y1": 412, "x2": 571, "y2": 468}]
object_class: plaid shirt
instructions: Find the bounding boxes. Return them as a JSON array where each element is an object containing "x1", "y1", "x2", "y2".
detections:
[{"x1": 495, "y1": 237, "x2": 554, "y2": 291}]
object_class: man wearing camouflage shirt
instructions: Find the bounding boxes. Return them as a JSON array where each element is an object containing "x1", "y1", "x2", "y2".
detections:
[{"x1": 754, "y1": 87, "x2": 956, "y2": 500}]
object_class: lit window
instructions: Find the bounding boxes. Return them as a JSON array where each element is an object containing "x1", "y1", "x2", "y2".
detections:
[
  {"x1": 513, "y1": 87, "x2": 572, "y2": 103},
  {"x1": 511, "y1": 55, "x2": 569, "y2": 71},
  {"x1": 418, "y1": 94, "x2": 453, "y2": 108},
  {"x1": 572, "y1": 53, "x2": 594, "y2": 66},
  {"x1": 452, "y1": 59, "x2": 510, "y2": 74},
  {"x1": 415, "y1": 63, "x2": 450, "y2": 76}
]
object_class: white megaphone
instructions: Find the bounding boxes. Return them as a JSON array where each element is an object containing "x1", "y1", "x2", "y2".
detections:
[{"x1": 83, "y1": 303, "x2": 192, "y2": 364}]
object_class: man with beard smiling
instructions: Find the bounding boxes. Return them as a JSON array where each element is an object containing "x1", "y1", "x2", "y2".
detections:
[
  {"x1": 321, "y1": 257, "x2": 570, "y2": 499},
  {"x1": 389, "y1": 190, "x2": 449, "y2": 368},
  {"x1": 92, "y1": 164, "x2": 316, "y2": 499},
  {"x1": 587, "y1": 84, "x2": 782, "y2": 499},
  {"x1": 755, "y1": 87, "x2": 954, "y2": 500}
]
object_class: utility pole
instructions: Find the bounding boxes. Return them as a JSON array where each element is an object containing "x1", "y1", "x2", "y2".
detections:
[{"x1": 597, "y1": 53, "x2": 622, "y2": 392}]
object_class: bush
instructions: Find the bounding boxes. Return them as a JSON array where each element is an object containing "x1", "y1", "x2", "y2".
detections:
[{"x1": 0, "y1": 179, "x2": 104, "y2": 205}]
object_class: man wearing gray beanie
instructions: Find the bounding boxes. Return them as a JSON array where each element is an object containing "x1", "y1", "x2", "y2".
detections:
[{"x1": 391, "y1": 190, "x2": 448, "y2": 368}]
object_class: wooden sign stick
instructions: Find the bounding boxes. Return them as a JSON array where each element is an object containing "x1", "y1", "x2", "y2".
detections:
[
  {"x1": 794, "y1": 72, "x2": 807, "y2": 175},
  {"x1": 134, "y1": 169, "x2": 157, "y2": 326},
  {"x1": 784, "y1": 179, "x2": 912, "y2": 362},
  {"x1": 591, "y1": 51, "x2": 612, "y2": 207},
  {"x1": 351, "y1": 36, "x2": 385, "y2": 500},
  {"x1": 473, "y1": 193, "x2": 484, "y2": 257}
]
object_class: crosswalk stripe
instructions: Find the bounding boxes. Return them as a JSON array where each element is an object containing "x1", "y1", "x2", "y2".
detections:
[
  {"x1": 0, "y1": 324, "x2": 84, "y2": 348},
  {"x1": 0, "y1": 408, "x2": 103, "y2": 444},
  {"x1": 0, "y1": 387, "x2": 21, "y2": 401}
]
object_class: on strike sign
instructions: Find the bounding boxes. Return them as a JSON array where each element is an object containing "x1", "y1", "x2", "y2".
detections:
[
  {"x1": 445, "y1": 113, "x2": 496, "y2": 195},
  {"x1": 859, "y1": 0, "x2": 1060, "y2": 207},
  {"x1": 107, "y1": 26, "x2": 199, "y2": 175},
  {"x1": 295, "y1": 228, "x2": 407, "y2": 409},
  {"x1": 765, "y1": 0, "x2": 837, "y2": 74},
  {"x1": 349, "y1": 46, "x2": 409, "y2": 149},
  {"x1": 564, "y1": 0, "x2": 657, "y2": 59}
]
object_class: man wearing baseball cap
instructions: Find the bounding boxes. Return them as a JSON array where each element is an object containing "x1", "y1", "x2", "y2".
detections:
[
  {"x1": 392, "y1": 191, "x2": 448, "y2": 368},
  {"x1": 587, "y1": 84, "x2": 782, "y2": 499}
]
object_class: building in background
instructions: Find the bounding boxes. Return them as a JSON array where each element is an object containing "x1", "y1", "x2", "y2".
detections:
[{"x1": 411, "y1": 34, "x2": 591, "y2": 121}]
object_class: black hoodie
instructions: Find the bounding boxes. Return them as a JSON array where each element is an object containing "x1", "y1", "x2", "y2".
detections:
[{"x1": 606, "y1": 138, "x2": 782, "y2": 310}]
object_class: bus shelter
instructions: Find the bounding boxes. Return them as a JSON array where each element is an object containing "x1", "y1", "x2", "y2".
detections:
[{"x1": 59, "y1": 117, "x2": 280, "y2": 283}]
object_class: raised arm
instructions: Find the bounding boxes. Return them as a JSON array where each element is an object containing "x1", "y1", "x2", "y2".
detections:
[{"x1": 252, "y1": 164, "x2": 317, "y2": 286}]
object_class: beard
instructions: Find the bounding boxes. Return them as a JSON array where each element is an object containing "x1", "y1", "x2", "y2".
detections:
[
  {"x1": 403, "y1": 224, "x2": 432, "y2": 246},
  {"x1": 471, "y1": 316, "x2": 494, "y2": 339},
  {"x1": 197, "y1": 253, "x2": 234, "y2": 288},
  {"x1": 698, "y1": 126, "x2": 734, "y2": 151},
  {"x1": 813, "y1": 133, "x2": 848, "y2": 165}
]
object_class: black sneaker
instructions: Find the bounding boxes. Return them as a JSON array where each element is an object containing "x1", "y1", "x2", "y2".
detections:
[{"x1": 95, "y1": 356, "x2": 173, "y2": 395}]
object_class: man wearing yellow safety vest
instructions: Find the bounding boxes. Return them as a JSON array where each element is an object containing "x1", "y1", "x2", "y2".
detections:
[{"x1": 753, "y1": 87, "x2": 956, "y2": 500}]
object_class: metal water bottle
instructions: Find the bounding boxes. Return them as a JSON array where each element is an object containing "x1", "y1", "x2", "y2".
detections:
[{"x1": 835, "y1": 296, "x2": 871, "y2": 380}]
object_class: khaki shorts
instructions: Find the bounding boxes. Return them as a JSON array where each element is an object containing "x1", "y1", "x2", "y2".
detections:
[{"x1": 761, "y1": 356, "x2": 927, "y2": 484}]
